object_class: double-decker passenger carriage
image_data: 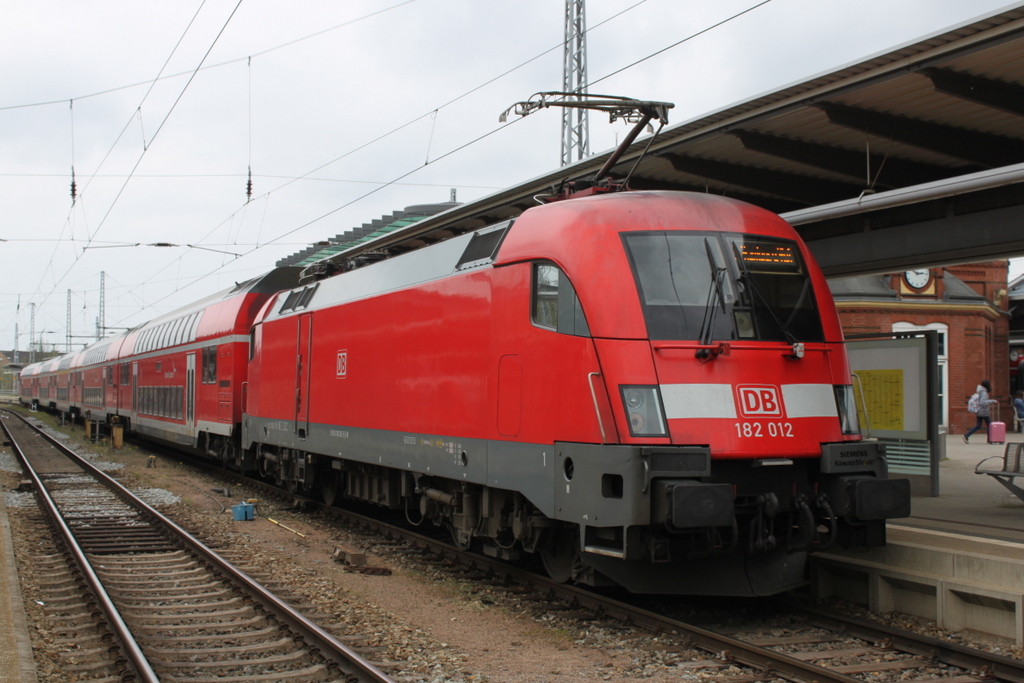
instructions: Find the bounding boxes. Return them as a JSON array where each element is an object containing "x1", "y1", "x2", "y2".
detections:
[
  {"x1": 112, "y1": 267, "x2": 300, "y2": 461},
  {"x1": 21, "y1": 268, "x2": 301, "y2": 465},
  {"x1": 244, "y1": 191, "x2": 911, "y2": 596}
]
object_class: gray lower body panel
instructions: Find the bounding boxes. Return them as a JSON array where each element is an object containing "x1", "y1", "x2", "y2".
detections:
[{"x1": 245, "y1": 415, "x2": 560, "y2": 517}]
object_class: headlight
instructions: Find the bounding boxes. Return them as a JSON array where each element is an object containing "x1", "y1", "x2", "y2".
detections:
[
  {"x1": 624, "y1": 388, "x2": 645, "y2": 409},
  {"x1": 834, "y1": 385, "x2": 860, "y2": 436},
  {"x1": 620, "y1": 386, "x2": 667, "y2": 437}
]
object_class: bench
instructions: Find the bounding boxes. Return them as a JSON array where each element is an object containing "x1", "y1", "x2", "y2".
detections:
[{"x1": 975, "y1": 442, "x2": 1024, "y2": 502}]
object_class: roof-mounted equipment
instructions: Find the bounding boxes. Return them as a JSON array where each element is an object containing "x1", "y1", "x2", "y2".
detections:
[{"x1": 499, "y1": 92, "x2": 674, "y2": 201}]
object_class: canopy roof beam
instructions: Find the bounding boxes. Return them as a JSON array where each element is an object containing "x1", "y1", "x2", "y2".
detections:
[{"x1": 815, "y1": 102, "x2": 1024, "y2": 167}]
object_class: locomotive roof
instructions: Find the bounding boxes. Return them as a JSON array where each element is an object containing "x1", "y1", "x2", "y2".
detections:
[
  {"x1": 264, "y1": 191, "x2": 799, "y2": 331},
  {"x1": 293, "y1": 5, "x2": 1024, "y2": 279},
  {"x1": 263, "y1": 227, "x2": 491, "y2": 322}
]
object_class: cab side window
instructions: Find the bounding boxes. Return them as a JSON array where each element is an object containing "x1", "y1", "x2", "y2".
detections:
[{"x1": 531, "y1": 263, "x2": 590, "y2": 337}]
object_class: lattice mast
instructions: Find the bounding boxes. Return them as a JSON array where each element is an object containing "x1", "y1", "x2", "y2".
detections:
[
  {"x1": 67, "y1": 290, "x2": 72, "y2": 353},
  {"x1": 562, "y1": 0, "x2": 590, "y2": 166}
]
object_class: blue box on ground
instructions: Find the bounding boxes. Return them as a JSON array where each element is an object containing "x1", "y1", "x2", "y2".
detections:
[{"x1": 232, "y1": 503, "x2": 254, "y2": 521}]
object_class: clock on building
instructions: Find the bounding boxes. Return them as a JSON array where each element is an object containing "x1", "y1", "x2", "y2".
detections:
[{"x1": 904, "y1": 269, "x2": 931, "y2": 289}]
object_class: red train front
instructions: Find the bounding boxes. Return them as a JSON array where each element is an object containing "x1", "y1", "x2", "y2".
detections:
[{"x1": 244, "y1": 191, "x2": 910, "y2": 596}]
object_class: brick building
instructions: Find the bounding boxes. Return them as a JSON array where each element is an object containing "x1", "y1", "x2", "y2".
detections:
[{"x1": 829, "y1": 262, "x2": 1010, "y2": 435}]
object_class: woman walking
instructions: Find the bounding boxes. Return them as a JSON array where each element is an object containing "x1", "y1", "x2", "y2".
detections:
[{"x1": 964, "y1": 379, "x2": 998, "y2": 443}]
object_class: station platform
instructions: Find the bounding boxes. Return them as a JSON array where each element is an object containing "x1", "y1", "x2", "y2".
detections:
[
  {"x1": 813, "y1": 432, "x2": 1024, "y2": 645},
  {"x1": 898, "y1": 432, "x2": 1024, "y2": 543},
  {"x1": 0, "y1": 481, "x2": 38, "y2": 682}
]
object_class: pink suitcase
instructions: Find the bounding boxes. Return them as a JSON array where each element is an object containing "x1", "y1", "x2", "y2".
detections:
[{"x1": 989, "y1": 420, "x2": 1006, "y2": 444}]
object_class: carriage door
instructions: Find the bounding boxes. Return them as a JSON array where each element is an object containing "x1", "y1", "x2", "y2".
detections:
[
  {"x1": 131, "y1": 363, "x2": 138, "y2": 418},
  {"x1": 295, "y1": 314, "x2": 313, "y2": 439},
  {"x1": 186, "y1": 353, "x2": 196, "y2": 431}
]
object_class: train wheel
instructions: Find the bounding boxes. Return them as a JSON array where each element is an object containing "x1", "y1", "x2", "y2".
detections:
[
  {"x1": 321, "y1": 472, "x2": 341, "y2": 507},
  {"x1": 541, "y1": 525, "x2": 581, "y2": 583}
]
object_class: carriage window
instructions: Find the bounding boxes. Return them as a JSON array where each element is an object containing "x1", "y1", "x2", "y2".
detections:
[
  {"x1": 531, "y1": 263, "x2": 590, "y2": 337},
  {"x1": 170, "y1": 318, "x2": 184, "y2": 346},
  {"x1": 121, "y1": 363, "x2": 130, "y2": 386},
  {"x1": 185, "y1": 313, "x2": 200, "y2": 342},
  {"x1": 202, "y1": 345, "x2": 218, "y2": 384}
]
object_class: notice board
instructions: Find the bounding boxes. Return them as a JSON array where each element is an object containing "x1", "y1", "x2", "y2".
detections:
[{"x1": 846, "y1": 336, "x2": 927, "y2": 441}]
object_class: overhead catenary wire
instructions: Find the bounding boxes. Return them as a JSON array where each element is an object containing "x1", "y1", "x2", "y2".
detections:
[
  {"x1": 105, "y1": 0, "x2": 771, "y2": 330},
  {"x1": 22, "y1": 0, "x2": 495, "y2": 326},
  {"x1": 246, "y1": 55, "x2": 253, "y2": 202},
  {"x1": 588, "y1": 0, "x2": 773, "y2": 90},
  {"x1": 25, "y1": 0, "x2": 217, "y2": 314},
  {"x1": 81, "y1": 0, "x2": 245, "y2": 250},
  {"x1": 69, "y1": 100, "x2": 77, "y2": 204},
  {"x1": 0, "y1": 0, "x2": 423, "y2": 113},
  {"x1": 94, "y1": 1, "x2": 657, "y2": 327},
  {"x1": 29, "y1": 0, "x2": 245, "y2": 324},
  {"x1": 25, "y1": 0, "x2": 769, "y2": 338}
]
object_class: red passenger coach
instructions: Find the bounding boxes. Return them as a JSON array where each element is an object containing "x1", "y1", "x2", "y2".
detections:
[
  {"x1": 243, "y1": 191, "x2": 911, "y2": 596},
  {"x1": 20, "y1": 268, "x2": 301, "y2": 464},
  {"x1": 118, "y1": 268, "x2": 301, "y2": 459}
]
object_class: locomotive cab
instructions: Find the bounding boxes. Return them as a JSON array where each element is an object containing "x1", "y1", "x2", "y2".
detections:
[{"x1": 496, "y1": 191, "x2": 911, "y2": 595}]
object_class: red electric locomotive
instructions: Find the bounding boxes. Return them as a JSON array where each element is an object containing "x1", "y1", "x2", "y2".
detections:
[{"x1": 243, "y1": 191, "x2": 911, "y2": 596}]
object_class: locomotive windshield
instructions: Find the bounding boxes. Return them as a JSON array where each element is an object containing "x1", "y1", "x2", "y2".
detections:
[{"x1": 622, "y1": 231, "x2": 825, "y2": 343}]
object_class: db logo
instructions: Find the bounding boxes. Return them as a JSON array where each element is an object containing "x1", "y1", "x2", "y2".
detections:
[
  {"x1": 736, "y1": 385, "x2": 783, "y2": 417},
  {"x1": 336, "y1": 351, "x2": 348, "y2": 378}
]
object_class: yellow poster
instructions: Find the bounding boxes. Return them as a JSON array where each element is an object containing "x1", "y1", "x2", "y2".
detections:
[{"x1": 854, "y1": 369, "x2": 904, "y2": 431}]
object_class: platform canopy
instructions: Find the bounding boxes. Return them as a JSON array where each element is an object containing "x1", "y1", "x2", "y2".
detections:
[{"x1": 305, "y1": 3, "x2": 1024, "y2": 280}]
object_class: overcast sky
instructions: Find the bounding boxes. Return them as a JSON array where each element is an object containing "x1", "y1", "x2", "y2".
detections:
[{"x1": 1, "y1": 0, "x2": 1019, "y2": 354}]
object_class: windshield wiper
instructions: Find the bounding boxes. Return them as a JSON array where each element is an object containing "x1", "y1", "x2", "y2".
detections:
[
  {"x1": 731, "y1": 242, "x2": 798, "y2": 345},
  {"x1": 696, "y1": 238, "x2": 729, "y2": 359}
]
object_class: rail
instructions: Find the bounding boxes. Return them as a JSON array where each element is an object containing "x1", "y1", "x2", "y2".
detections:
[
  {"x1": 1, "y1": 412, "x2": 159, "y2": 683},
  {"x1": 2, "y1": 409, "x2": 398, "y2": 683}
]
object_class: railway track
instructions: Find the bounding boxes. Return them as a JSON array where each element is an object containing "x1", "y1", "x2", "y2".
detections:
[
  {"x1": 171, "y1": 449, "x2": 1024, "y2": 683},
  {"x1": 1, "y1": 409, "x2": 396, "y2": 683},
  {"x1": 335, "y1": 517, "x2": 1024, "y2": 683},
  {"x1": 12, "y1": 408, "x2": 1024, "y2": 683}
]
